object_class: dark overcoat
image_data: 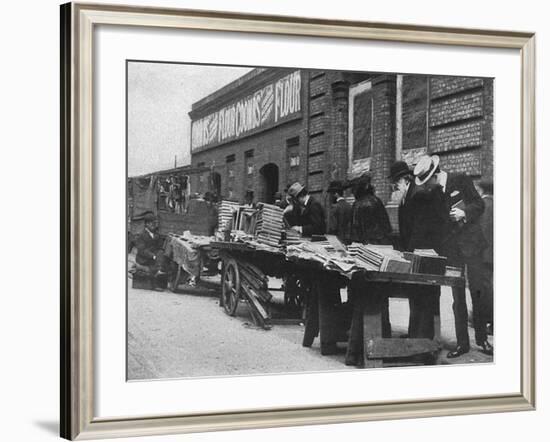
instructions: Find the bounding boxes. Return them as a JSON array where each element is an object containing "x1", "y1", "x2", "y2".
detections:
[
  {"x1": 479, "y1": 195, "x2": 493, "y2": 264},
  {"x1": 398, "y1": 181, "x2": 416, "y2": 251},
  {"x1": 441, "y1": 173, "x2": 486, "y2": 261},
  {"x1": 286, "y1": 196, "x2": 326, "y2": 237},
  {"x1": 351, "y1": 193, "x2": 392, "y2": 245},
  {"x1": 329, "y1": 198, "x2": 353, "y2": 244},
  {"x1": 407, "y1": 184, "x2": 449, "y2": 253},
  {"x1": 135, "y1": 229, "x2": 165, "y2": 267}
]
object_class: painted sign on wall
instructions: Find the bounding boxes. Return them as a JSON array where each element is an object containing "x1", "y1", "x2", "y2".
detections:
[{"x1": 191, "y1": 71, "x2": 302, "y2": 152}]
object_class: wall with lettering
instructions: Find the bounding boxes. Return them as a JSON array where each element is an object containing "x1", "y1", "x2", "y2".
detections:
[{"x1": 191, "y1": 71, "x2": 302, "y2": 152}]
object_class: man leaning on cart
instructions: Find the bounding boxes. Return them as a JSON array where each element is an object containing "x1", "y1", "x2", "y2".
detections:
[{"x1": 283, "y1": 182, "x2": 326, "y2": 236}]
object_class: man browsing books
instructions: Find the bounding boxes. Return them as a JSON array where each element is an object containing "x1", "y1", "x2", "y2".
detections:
[{"x1": 414, "y1": 155, "x2": 490, "y2": 358}]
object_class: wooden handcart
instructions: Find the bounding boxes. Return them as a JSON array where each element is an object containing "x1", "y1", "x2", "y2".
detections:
[{"x1": 211, "y1": 241, "x2": 327, "y2": 330}]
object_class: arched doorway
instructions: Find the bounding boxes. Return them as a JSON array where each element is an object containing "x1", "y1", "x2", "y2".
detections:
[
  {"x1": 211, "y1": 172, "x2": 221, "y2": 200},
  {"x1": 259, "y1": 163, "x2": 279, "y2": 204}
]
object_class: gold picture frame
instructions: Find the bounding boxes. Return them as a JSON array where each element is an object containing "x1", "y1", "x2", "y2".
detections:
[{"x1": 60, "y1": 2, "x2": 535, "y2": 439}]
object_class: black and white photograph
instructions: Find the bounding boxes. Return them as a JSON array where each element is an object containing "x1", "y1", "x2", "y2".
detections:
[{"x1": 126, "y1": 61, "x2": 495, "y2": 380}]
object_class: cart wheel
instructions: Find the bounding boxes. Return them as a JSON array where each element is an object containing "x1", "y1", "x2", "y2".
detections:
[{"x1": 222, "y1": 258, "x2": 240, "y2": 316}]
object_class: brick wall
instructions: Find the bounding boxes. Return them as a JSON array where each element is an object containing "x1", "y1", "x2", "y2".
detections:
[
  {"x1": 430, "y1": 120, "x2": 483, "y2": 153},
  {"x1": 481, "y1": 78, "x2": 494, "y2": 178},
  {"x1": 191, "y1": 117, "x2": 305, "y2": 202},
  {"x1": 428, "y1": 76, "x2": 493, "y2": 177},
  {"x1": 370, "y1": 75, "x2": 396, "y2": 203},
  {"x1": 189, "y1": 69, "x2": 493, "y2": 210},
  {"x1": 327, "y1": 72, "x2": 351, "y2": 186},
  {"x1": 430, "y1": 77, "x2": 484, "y2": 99},
  {"x1": 306, "y1": 70, "x2": 331, "y2": 196}
]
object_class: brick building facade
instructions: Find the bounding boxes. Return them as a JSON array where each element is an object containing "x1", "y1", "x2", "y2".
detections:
[{"x1": 189, "y1": 67, "x2": 493, "y2": 208}]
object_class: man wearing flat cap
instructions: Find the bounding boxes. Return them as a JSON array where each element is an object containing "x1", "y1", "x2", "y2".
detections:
[
  {"x1": 284, "y1": 182, "x2": 326, "y2": 236},
  {"x1": 285, "y1": 182, "x2": 341, "y2": 355},
  {"x1": 414, "y1": 155, "x2": 489, "y2": 357},
  {"x1": 135, "y1": 213, "x2": 169, "y2": 283},
  {"x1": 327, "y1": 180, "x2": 352, "y2": 244}
]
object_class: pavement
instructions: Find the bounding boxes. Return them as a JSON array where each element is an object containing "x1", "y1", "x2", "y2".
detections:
[{"x1": 127, "y1": 278, "x2": 493, "y2": 380}]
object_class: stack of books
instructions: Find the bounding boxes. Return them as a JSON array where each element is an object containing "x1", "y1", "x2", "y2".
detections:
[
  {"x1": 218, "y1": 200, "x2": 240, "y2": 231},
  {"x1": 283, "y1": 228, "x2": 301, "y2": 246},
  {"x1": 348, "y1": 243, "x2": 411, "y2": 273},
  {"x1": 403, "y1": 249, "x2": 447, "y2": 275},
  {"x1": 255, "y1": 203, "x2": 284, "y2": 248}
]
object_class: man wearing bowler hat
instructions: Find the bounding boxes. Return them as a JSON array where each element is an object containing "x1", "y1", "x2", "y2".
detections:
[
  {"x1": 388, "y1": 161, "x2": 416, "y2": 251},
  {"x1": 327, "y1": 180, "x2": 352, "y2": 244},
  {"x1": 414, "y1": 155, "x2": 488, "y2": 358},
  {"x1": 388, "y1": 160, "x2": 418, "y2": 337}
]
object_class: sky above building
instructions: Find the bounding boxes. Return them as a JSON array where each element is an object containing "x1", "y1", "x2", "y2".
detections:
[{"x1": 127, "y1": 62, "x2": 251, "y2": 176}]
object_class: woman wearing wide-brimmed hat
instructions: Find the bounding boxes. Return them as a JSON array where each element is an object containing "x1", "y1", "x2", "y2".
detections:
[{"x1": 349, "y1": 173, "x2": 392, "y2": 245}]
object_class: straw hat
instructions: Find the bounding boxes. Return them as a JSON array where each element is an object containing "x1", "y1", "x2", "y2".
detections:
[{"x1": 414, "y1": 155, "x2": 440, "y2": 185}]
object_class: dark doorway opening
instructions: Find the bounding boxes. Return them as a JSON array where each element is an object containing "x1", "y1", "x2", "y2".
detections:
[
  {"x1": 211, "y1": 172, "x2": 222, "y2": 199},
  {"x1": 259, "y1": 163, "x2": 279, "y2": 204}
]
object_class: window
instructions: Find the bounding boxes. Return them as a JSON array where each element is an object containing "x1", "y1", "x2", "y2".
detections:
[
  {"x1": 197, "y1": 161, "x2": 205, "y2": 168},
  {"x1": 286, "y1": 136, "x2": 300, "y2": 148},
  {"x1": 348, "y1": 80, "x2": 373, "y2": 175},
  {"x1": 352, "y1": 89, "x2": 373, "y2": 160},
  {"x1": 226, "y1": 154, "x2": 235, "y2": 163},
  {"x1": 287, "y1": 136, "x2": 301, "y2": 169},
  {"x1": 396, "y1": 75, "x2": 429, "y2": 166},
  {"x1": 244, "y1": 149, "x2": 254, "y2": 175},
  {"x1": 401, "y1": 75, "x2": 428, "y2": 150}
]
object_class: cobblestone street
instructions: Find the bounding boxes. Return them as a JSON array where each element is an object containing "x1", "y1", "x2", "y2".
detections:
[{"x1": 128, "y1": 280, "x2": 493, "y2": 380}]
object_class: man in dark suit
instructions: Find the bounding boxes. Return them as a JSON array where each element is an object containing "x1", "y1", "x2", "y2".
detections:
[
  {"x1": 408, "y1": 174, "x2": 450, "y2": 340},
  {"x1": 389, "y1": 161, "x2": 417, "y2": 336},
  {"x1": 476, "y1": 178, "x2": 494, "y2": 351},
  {"x1": 389, "y1": 161, "x2": 416, "y2": 250},
  {"x1": 286, "y1": 182, "x2": 341, "y2": 356},
  {"x1": 327, "y1": 180, "x2": 353, "y2": 244},
  {"x1": 285, "y1": 182, "x2": 326, "y2": 236},
  {"x1": 135, "y1": 213, "x2": 169, "y2": 278},
  {"x1": 414, "y1": 155, "x2": 488, "y2": 357}
]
